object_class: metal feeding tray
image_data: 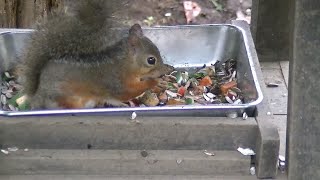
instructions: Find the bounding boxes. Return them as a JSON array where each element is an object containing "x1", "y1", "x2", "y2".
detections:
[{"x1": 0, "y1": 23, "x2": 263, "y2": 117}]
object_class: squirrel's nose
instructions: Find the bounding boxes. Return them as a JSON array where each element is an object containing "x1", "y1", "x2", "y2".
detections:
[{"x1": 162, "y1": 64, "x2": 174, "y2": 73}]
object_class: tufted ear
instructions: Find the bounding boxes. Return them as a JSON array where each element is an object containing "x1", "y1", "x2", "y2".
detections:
[
  {"x1": 129, "y1": 24, "x2": 143, "y2": 37},
  {"x1": 128, "y1": 24, "x2": 143, "y2": 47}
]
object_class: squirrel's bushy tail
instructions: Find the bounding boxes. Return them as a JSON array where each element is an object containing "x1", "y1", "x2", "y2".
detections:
[{"x1": 22, "y1": 0, "x2": 129, "y2": 96}]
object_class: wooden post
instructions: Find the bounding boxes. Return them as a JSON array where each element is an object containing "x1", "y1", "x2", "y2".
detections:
[
  {"x1": 251, "y1": 0, "x2": 291, "y2": 62},
  {"x1": 0, "y1": 0, "x2": 64, "y2": 28},
  {"x1": 287, "y1": 0, "x2": 320, "y2": 179}
]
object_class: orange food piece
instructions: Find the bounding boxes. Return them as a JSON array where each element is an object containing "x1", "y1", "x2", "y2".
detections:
[
  {"x1": 221, "y1": 81, "x2": 237, "y2": 95},
  {"x1": 158, "y1": 92, "x2": 168, "y2": 103},
  {"x1": 167, "y1": 99, "x2": 185, "y2": 105},
  {"x1": 192, "y1": 85, "x2": 205, "y2": 96},
  {"x1": 177, "y1": 87, "x2": 186, "y2": 97},
  {"x1": 199, "y1": 76, "x2": 213, "y2": 86}
]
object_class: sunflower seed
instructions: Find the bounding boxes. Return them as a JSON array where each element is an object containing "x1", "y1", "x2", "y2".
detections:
[
  {"x1": 225, "y1": 96, "x2": 233, "y2": 104},
  {"x1": 204, "y1": 150, "x2": 215, "y2": 156},
  {"x1": 1, "y1": 86, "x2": 8, "y2": 94},
  {"x1": 8, "y1": 104, "x2": 16, "y2": 111},
  {"x1": 5, "y1": 92, "x2": 12, "y2": 99},
  {"x1": 1, "y1": 149, "x2": 9, "y2": 155},
  {"x1": 206, "y1": 93, "x2": 216, "y2": 99},
  {"x1": 4, "y1": 72, "x2": 11, "y2": 78},
  {"x1": 8, "y1": 147, "x2": 18, "y2": 152},
  {"x1": 279, "y1": 155, "x2": 285, "y2": 162},
  {"x1": 203, "y1": 93, "x2": 211, "y2": 101},
  {"x1": 242, "y1": 112, "x2": 248, "y2": 120},
  {"x1": 233, "y1": 99, "x2": 242, "y2": 105},
  {"x1": 1, "y1": 94, "x2": 7, "y2": 105},
  {"x1": 237, "y1": 147, "x2": 256, "y2": 156},
  {"x1": 131, "y1": 112, "x2": 137, "y2": 120}
]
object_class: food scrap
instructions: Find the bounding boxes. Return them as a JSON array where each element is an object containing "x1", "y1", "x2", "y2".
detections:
[
  {"x1": 0, "y1": 71, "x2": 30, "y2": 111},
  {"x1": 135, "y1": 59, "x2": 244, "y2": 107},
  {"x1": 0, "y1": 59, "x2": 244, "y2": 111}
]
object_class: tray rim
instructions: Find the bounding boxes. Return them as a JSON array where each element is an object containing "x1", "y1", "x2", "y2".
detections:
[{"x1": 0, "y1": 24, "x2": 263, "y2": 116}]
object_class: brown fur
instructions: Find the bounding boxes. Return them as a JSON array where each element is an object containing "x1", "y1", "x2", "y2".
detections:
[{"x1": 21, "y1": 0, "x2": 174, "y2": 109}]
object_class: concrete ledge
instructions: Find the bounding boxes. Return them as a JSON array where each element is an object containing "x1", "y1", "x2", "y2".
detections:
[
  {"x1": 0, "y1": 116, "x2": 257, "y2": 150},
  {"x1": 0, "y1": 175, "x2": 259, "y2": 180},
  {"x1": 0, "y1": 150, "x2": 250, "y2": 176}
]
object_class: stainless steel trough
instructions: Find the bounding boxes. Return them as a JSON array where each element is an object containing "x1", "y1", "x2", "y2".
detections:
[{"x1": 0, "y1": 23, "x2": 263, "y2": 117}]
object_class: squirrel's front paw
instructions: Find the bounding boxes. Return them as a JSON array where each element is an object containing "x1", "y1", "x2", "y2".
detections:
[{"x1": 150, "y1": 78, "x2": 170, "y2": 94}]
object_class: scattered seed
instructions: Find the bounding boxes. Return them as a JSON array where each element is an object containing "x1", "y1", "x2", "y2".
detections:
[
  {"x1": 204, "y1": 150, "x2": 215, "y2": 156},
  {"x1": 203, "y1": 93, "x2": 211, "y2": 101},
  {"x1": 1, "y1": 149, "x2": 9, "y2": 155},
  {"x1": 164, "y1": 12, "x2": 172, "y2": 17},
  {"x1": 5, "y1": 93, "x2": 12, "y2": 99},
  {"x1": 279, "y1": 155, "x2": 285, "y2": 162},
  {"x1": 1, "y1": 87, "x2": 9, "y2": 94},
  {"x1": 1, "y1": 94, "x2": 7, "y2": 105},
  {"x1": 131, "y1": 112, "x2": 137, "y2": 120},
  {"x1": 225, "y1": 96, "x2": 233, "y2": 104},
  {"x1": 237, "y1": 147, "x2": 256, "y2": 156},
  {"x1": 233, "y1": 99, "x2": 242, "y2": 105},
  {"x1": 206, "y1": 93, "x2": 215, "y2": 99},
  {"x1": 250, "y1": 167, "x2": 256, "y2": 175},
  {"x1": 8, "y1": 104, "x2": 16, "y2": 111},
  {"x1": 242, "y1": 112, "x2": 248, "y2": 120},
  {"x1": 4, "y1": 72, "x2": 11, "y2": 79},
  {"x1": 266, "y1": 82, "x2": 279, "y2": 87},
  {"x1": 8, "y1": 147, "x2": 18, "y2": 152}
]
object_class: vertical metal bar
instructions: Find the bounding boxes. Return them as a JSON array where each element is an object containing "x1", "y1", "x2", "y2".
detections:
[{"x1": 287, "y1": 0, "x2": 320, "y2": 179}]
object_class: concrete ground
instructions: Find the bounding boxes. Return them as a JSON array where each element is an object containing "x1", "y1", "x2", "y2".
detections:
[
  {"x1": 260, "y1": 61, "x2": 289, "y2": 179},
  {"x1": 260, "y1": 61, "x2": 289, "y2": 158}
]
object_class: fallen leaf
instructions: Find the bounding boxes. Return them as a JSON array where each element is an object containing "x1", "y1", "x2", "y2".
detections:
[{"x1": 183, "y1": 1, "x2": 201, "y2": 24}]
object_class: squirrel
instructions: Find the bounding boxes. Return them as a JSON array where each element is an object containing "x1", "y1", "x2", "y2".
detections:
[{"x1": 20, "y1": 0, "x2": 174, "y2": 109}]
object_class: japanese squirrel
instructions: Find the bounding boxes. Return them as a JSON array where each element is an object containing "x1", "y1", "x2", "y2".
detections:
[{"x1": 21, "y1": 0, "x2": 174, "y2": 109}]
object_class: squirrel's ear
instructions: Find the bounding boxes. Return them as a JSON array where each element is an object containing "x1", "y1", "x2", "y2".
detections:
[
  {"x1": 128, "y1": 24, "x2": 143, "y2": 47},
  {"x1": 129, "y1": 24, "x2": 143, "y2": 37}
]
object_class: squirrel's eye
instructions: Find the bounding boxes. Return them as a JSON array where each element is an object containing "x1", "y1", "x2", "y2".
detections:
[{"x1": 147, "y1": 57, "x2": 156, "y2": 65}]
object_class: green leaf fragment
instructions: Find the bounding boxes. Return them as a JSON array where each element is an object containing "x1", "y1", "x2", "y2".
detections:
[
  {"x1": 18, "y1": 101, "x2": 31, "y2": 111},
  {"x1": 7, "y1": 92, "x2": 30, "y2": 111},
  {"x1": 191, "y1": 72, "x2": 205, "y2": 79},
  {"x1": 185, "y1": 98, "x2": 194, "y2": 105}
]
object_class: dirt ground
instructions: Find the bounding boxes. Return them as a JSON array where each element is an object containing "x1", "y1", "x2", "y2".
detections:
[{"x1": 123, "y1": 0, "x2": 252, "y2": 26}]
